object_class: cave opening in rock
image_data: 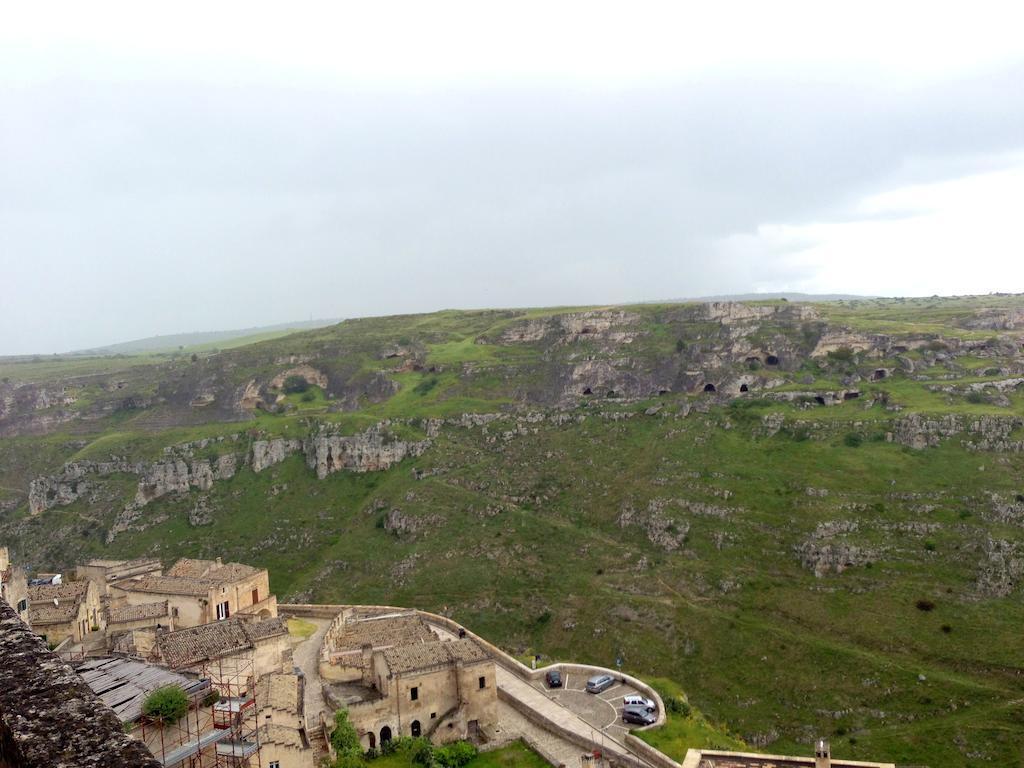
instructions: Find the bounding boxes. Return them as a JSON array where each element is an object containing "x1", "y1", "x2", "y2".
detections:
[
  {"x1": 843, "y1": 391, "x2": 860, "y2": 400},
  {"x1": 872, "y1": 369, "x2": 887, "y2": 380},
  {"x1": 658, "y1": 389, "x2": 670, "y2": 396},
  {"x1": 740, "y1": 384, "x2": 749, "y2": 392},
  {"x1": 606, "y1": 390, "x2": 617, "y2": 398},
  {"x1": 765, "y1": 354, "x2": 780, "y2": 365},
  {"x1": 814, "y1": 396, "x2": 826, "y2": 405},
  {"x1": 703, "y1": 383, "x2": 716, "y2": 393},
  {"x1": 582, "y1": 387, "x2": 593, "y2": 395}
]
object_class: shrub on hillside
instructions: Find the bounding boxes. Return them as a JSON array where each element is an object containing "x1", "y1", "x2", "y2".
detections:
[
  {"x1": 843, "y1": 432, "x2": 863, "y2": 447},
  {"x1": 142, "y1": 686, "x2": 188, "y2": 725},
  {"x1": 915, "y1": 599, "x2": 936, "y2": 612},
  {"x1": 827, "y1": 346, "x2": 855, "y2": 363},
  {"x1": 282, "y1": 375, "x2": 310, "y2": 394}
]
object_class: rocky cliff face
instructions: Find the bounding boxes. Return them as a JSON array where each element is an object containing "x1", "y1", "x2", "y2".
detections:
[{"x1": 305, "y1": 424, "x2": 431, "y2": 479}]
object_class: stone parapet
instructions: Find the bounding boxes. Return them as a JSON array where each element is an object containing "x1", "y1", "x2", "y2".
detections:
[{"x1": 0, "y1": 597, "x2": 161, "y2": 768}]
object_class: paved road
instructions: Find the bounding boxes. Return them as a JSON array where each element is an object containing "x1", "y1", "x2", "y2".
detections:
[{"x1": 291, "y1": 617, "x2": 332, "y2": 731}]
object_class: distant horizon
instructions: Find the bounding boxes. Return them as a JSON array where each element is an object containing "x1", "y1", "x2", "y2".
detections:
[{"x1": 4, "y1": 290, "x2": 1021, "y2": 359}]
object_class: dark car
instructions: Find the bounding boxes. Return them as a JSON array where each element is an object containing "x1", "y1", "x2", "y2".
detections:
[
  {"x1": 545, "y1": 669, "x2": 562, "y2": 688},
  {"x1": 622, "y1": 706, "x2": 657, "y2": 726}
]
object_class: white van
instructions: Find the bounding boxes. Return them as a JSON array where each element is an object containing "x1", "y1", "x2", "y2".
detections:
[{"x1": 622, "y1": 694, "x2": 656, "y2": 711}]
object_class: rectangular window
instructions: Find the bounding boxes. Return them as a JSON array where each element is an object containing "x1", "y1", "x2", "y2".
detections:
[
  {"x1": 270, "y1": 762, "x2": 280, "y2": 768},
  {"x1": 411, "y1": 686, "x2": 418, "y2": 701},
  {"x1": 251, "y1": 588, "x2": 259, "y2": 604},
  {"x1": 216, "y1": 601, "x2": 230, "y2": 620},
  {"x1": 16, "y1": 598, "x2": 27, "y2": 613},
  {"x1": 479, "y1": 676, "x2": 486, "y2": 689}
]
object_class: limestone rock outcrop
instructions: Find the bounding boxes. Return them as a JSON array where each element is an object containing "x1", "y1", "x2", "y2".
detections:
[
  {"x1": 251, "y1": 439, "x2": 302, "y2": 472},
  {"x1": 304, "y1": 424, "x2": 431, "y2": 480}
]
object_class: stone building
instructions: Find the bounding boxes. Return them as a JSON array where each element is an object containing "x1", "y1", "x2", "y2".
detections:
[
  {"x1": 27, "y1": 578, "x2": 104, "y2": 645},
  {"x1": 254, "y1": 673, "x2": 314, "y2": 768},
  {"x1": 76, "y1": 557, "x2": 163, "y2": 594},
  {"x1": 106, "y1": 599, "x2": 174, "y2": 636},
  {"x1": 320, "y1": 611, "x2": 497, "y2": 749},
  {"x1": 109, "y1": 556, "x2": 276, "y2": 628},
  {"x1": 681, "y1": 745, "x2": 895, "y2": 768},
  {"x1": 148, "y1": 616, "x2": 292, "y2": 683},
  {"x1": 0, "y1": 597, "x2": 161, "y2": 768},
  {"x1": 0, "y1": 546, "x2": 29, "y2": 626}
]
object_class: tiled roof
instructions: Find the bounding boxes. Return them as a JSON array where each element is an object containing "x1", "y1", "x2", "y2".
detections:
[
  {"x1": 28, "y1": 580, "x2": 88, "y2": 604},
  {"x1": 244, "y1": 617, "x2": 287, "y2": 641},
  {"x1": 107, "y1": 601, "x2": 169, "y2": 624},
  {"x1": 156, "y1": 619, "x2": 252, "y2": 668},
  {"x1": 257, "y1": 723, "x2": 308, "y2": 749},
  {"x1": 691, "y1": 751, "x2": 894, "y2": 768},
  {"x1": 118, "y1": 576, "x2": 211, "y2": 596},
  {"x1": 254, "y1": 673, "x2": 301, "y2": 714},
  {"x1": 166, "y1": 558, "x2": 261, "y2": 583},
  {"x1": 156, "y1": 618, "x2": 287, "y2": 668},
  {"x1": 332, "y1": 613, "x2": 435, "y2": 654},
  {"x1": 166, "y1": 558, "x2": 220, "y2": 579},
  {"x1": 30, "y1": 601, "x2": 80, "y2": 625},
  {"x1": 383, "y1": 639, "x2": 490, "y2": 675}
]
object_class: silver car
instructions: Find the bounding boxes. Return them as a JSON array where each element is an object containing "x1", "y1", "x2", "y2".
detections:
[{"x1": 585, "y1": 674, "x2": 615, "y2": 693}]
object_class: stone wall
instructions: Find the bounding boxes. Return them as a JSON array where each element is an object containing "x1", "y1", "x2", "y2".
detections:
[{"x1": 0, "y1": 597, "x2": 161, "y2": 768}]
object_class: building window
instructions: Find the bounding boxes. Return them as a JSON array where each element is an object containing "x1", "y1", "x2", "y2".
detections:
[
  {"x1": 430, "y1": 712, "x2": 436, "y2": 719},
  {"x1": 411, "y1": 720, "x2": 421, "y2": 737},
  {"x1": 270, "y1": 762, "x2": 280, "y2": 768},
  {"x1": 251, "y1": 588, "x2": 259, "y2": 604},
  {"x1": 410, "y1": 686, "x2": 418, "y2": 701},
  {"x1": 16, "y1": 598, "x2": 27, "y2": 613},
  {"x1": 216, "y1": 601, "x2": 230, "y2": 620},
  {"x1": 479, "y1": 676, "x2": 486, "y2": 689}
]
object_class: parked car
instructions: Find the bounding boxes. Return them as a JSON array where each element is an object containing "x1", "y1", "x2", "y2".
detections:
[
  {"x1": 622, "y1": 694, "x2": 656, "y2": 712},
  {"x1": 545, "y1": 669, "x2": 562, "y2": 688},
  {"x1": 585, "y1": 674, "x2": 615, "y2": 693},
  {"x1": 622, "y1": 706, "x2": 657, "y2": 726}
]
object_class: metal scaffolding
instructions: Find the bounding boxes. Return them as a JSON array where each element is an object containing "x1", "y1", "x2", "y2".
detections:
[{"x1": 133, "y1": 649, "x2": 262, "y2": 768}]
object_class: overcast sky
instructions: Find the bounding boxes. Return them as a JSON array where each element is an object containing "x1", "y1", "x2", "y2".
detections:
[{"x1": 2, "y1": 1, "x2": 1023, "y2": 354}]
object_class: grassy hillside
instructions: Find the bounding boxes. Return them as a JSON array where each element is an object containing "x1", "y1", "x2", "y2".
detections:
[{"x1": 2, "y1": 295, "x2": 1024, "y2": 767}]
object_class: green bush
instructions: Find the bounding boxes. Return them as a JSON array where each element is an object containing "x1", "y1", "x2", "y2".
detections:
[
  {"x1": 434, "y1": 741, "x2": 478, "y2": 768},
  {"x1": 843, "y1": 432, "x2": 863, "y2": 448},
  {"x1": 827, "y1": 346, "x2": 855, "y2": 362},
  {"x1": 282, "y1": 375, "x2": 310, "y2": 394},
  {"x1": 142, "y1": 686, "x2": 188, "y2": 725},
  {"x1": 301, "y1": 390, "x2": 316, "y2": 402},
  {"x1": 413, "y1": 377, "x2": 438, "y2": 396},
  {"x1": 331, "y1": 709, "x2": 361, "y2": 756},
  {"x1": 965, "y1": 391, "x2": 985, "y2": 404}
]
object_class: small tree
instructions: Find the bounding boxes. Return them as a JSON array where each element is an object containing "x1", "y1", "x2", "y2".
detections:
[
  {"x1": 143, "y1": 686, "x2": 188, "y2": 725},
  {"x1": 331, "y1": 709, "x2": 361, "y2": 756}
]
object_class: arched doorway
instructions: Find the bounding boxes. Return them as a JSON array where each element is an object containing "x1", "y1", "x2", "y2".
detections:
[
  {"x1": 368, "y1": 732, "x2": 376, "y2": 750},
  {"x1": 411, "y1": 720, "x2": 421, "y2": 738},
  {"x1": 380, "y1": 726, "x2": 392, "y2": 745}
]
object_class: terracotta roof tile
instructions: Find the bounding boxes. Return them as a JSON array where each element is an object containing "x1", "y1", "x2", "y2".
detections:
[
  {"x1": 107, "y1": 601, "x2": 169, "y2": 624},
  {"x1": 383, "y1": 639, "x2": 490, "y2": 675}
]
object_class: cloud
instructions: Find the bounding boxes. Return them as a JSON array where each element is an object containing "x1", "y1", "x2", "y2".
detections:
[
  {"x1": 1, "y1": 3, "x2": 1023, "y2": 353},
  {"x1": 734, "y1": 154, "x2": 1024, "y2": 296}
]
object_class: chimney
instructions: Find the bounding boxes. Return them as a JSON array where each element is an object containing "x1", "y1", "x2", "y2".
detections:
[{"x1": 815, "y1": 737, "x2": 831, "y2": 768}]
